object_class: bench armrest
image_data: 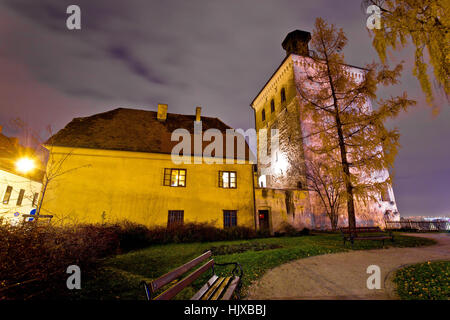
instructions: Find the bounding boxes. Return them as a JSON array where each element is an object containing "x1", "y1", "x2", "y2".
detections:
[
  {"x1": 141, "y1": 281, "x2": 152, "y2": 300},
  {"x1": 214, "y1": 262, "x2": 243, "y2": 279}
]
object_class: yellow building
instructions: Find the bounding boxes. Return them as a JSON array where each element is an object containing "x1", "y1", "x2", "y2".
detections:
[{"x1": 41, "y1": 106, "x2": 256, "y2": 228}]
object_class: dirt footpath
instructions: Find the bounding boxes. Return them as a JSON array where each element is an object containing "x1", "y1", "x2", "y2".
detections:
[{"x1": 246, "y1": 233, "x2": 450, "y2": 300}]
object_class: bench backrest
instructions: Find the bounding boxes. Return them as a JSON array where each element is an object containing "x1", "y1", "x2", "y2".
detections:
[
  {"x1": 340, "y1": 227, "x2": 382, "y2": 234},
  {"x1": 149, "y1": 250, "x2": 213, "y2": 300}
]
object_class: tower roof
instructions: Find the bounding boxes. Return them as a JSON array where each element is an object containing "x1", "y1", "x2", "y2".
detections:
[{"x1": 281, "y1": 30, "x2": 311, "y2": 57}]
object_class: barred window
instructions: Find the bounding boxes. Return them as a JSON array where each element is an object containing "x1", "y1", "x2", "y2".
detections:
[
  {"x1": 270, "y1": 99, "x2": 275, "y2": 113},
  {"x1": 219, "y1": 171, "x2": 237, "y2": 188},
  {"x1": 17, "y1": 189, "x2": 25, "y2": 206},
  {"x1": 223, "y1": 210, "x2": 237, "y2": 228},
  {"x1": 3, "y1": 186, "x2": 12, "y2": 205},
  {"x1": 164, "y1": 168, "x2": 186, "y2": 187},
  {"x1": 168, "y1": 210, "x2": 184, "y2": 227}
]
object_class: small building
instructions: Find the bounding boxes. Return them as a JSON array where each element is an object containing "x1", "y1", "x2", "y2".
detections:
[
  {"x1": 0, "y1": 127, "x2": 43, "y2": 224},
  {"x1": 41, "y1": 106, "x2": 257, "y2": 228}
]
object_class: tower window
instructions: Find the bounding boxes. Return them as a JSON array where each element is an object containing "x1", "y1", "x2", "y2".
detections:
[
  {"x1": 381, "y1": 185, "x2": 391, "y2": 202},
  {"x1": 281, "y1": 88, "x2": 286, "y2": 103},
  {"x1": 3, "y1": 186, "x2": 12, "y2": 205},
  {"x1": 17, "y1": 189, "x2": 25, "y2": 206},
  {"x1": 270, "y1": 99, "x2": 275, "y2": 113},
  {"x1": 262, "y1": 109, "x2": 266, "y2": 121},
  {"x1": 32, "y1": 192, "x2": 39, "y2": 207}
]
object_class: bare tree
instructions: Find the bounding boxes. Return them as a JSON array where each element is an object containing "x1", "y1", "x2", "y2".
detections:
[{"x1": 304, "y1": 159, "x2": 344, "y2": 230}]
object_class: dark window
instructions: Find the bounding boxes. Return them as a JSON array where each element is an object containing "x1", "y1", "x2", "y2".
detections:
[
  {"x1": 281, "y1": 88, "x2": 286, "y2": 103},
  {"x1": 168, "y1": 210, "x2": 184, "y2": 227},
  {"x1": 17, "y1": 189, "x2": 25, "y2": 206},
  {"x1": 223, "y1": 210, "x2": 237, "y2": 228},
  {"x1": 262, "y1": 109, "x2": 266, "y2": 121},
  {"x1": 270, "y1": 99, "x2": 275, "y2": 113},
  {"x1": 164, "y1": 168, "x2": 186, "y2": 187},
  {"x1": 381, "y1": 186, "x2": 391, "y2": 202},
  {"x1": 219, "y1": 171, "x2": 237, "y2": 188},
  {"x1": 3, "y1": 186, "x2": 12, "y2": 205},
  {"x1": 32, "y1": 193, "x2": 39, "y2": 207}
]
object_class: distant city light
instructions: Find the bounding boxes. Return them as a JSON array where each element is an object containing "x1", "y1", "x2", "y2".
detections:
[{"x1": 15, "y1": 157, "x2": 35, "y2": 173}]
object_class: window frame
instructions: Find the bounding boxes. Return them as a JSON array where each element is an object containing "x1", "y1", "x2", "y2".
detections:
[
  {"x1": 167, "y1": 210, "x2": 184, "y2": 227},
  {"x1": 218, "y1": 171, "x2": 237, "y2": 189},
  {"x1": 163, "y1": 168, "x2": 187, "y2": 187},
  {"x1": 270, "y1": 99, "x2": 275, "y2": 113},
  {"x1": 262, "y1": 109, "x2": 266, "y2": 122},
  {"x1": 3, "y1": 186, "x2": 12, "y2": 205},
  {"x1": 223, "y1": 210, "x2": 237, "y2": 228}
]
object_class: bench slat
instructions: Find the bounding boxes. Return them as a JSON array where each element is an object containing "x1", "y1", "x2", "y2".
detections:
[
  {"x1": 211, "y1": 276, "x2": 232, "y2": 300},
  {"x1": 202, "y1": 277, "x2": 226, "y2": 300},
  {"x1": 154, "y1": 259, "x2": 214, "y2": 300},
  {"x1": 221, "y1": 276, "x2": 240, "y2": 300},
  {"x1": 151, "y1": 251, "x2": 212, "y2": 292},
  {"x1": 191, "y1": 275, "x2": 219, "y2": 300}
]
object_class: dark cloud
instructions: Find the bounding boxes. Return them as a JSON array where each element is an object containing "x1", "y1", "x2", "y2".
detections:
[{"x1": 0, "y1": 0, "x2": 448, "y2": 217}]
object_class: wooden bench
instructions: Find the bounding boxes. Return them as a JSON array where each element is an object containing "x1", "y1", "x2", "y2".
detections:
[
  {"x1": 340, "y1": 226, "x2": 394, "y2": 248},
  {"x1": 141, "y1": 251, "x2": 242, "y2": 300}
]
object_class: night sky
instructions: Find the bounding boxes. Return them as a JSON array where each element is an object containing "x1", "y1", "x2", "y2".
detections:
[{"x1": 0, "y1": 0, "x2": 448, "y2": 217}]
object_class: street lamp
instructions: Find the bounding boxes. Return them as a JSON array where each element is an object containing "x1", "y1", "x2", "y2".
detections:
[{"x1": 15, "y1": 157, "x2": 35, "y2": 174}]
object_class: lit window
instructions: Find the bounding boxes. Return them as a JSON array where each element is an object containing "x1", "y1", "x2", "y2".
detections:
[
  {"x1": 281, "y1": 88, "x2": 286, "y2": 103},
  {"x1": 168, "y1": 210, "x2": 184, "y2": 227},
  {"x1": 3, "y1": 186, "x2": 12, "y2": 205},
  {"x1": 262, "y1": 109, "x2": 266, "y2": 121},
  {"x1": 164, "y1": 169, "x2": 186, "y2": 187},
  {"x1": 223, "y1": 210, "x2": 237, "y2": 228},
  {"x1": 270, "y1": 99, "x2": 275, "y2": 113},
  {"x1": 219, "y1": 171, "x2": 237, "y2": 188},
  {"x1": 17, "y1": 189, "x2": 25, "y2": 206}
]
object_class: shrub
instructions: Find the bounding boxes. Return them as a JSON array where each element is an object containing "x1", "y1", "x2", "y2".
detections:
[{"x1": 0, "y1": 220, "x2": 261, "y2": 299}]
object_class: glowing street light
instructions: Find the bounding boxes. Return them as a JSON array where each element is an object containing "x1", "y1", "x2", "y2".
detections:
[{"x1": 15, "y1": 157, "x2": 35, "y2": 174}]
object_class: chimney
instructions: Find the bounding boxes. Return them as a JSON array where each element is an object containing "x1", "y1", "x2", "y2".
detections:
[
  {"x1": 157, "y1": 103, "x2": 168, "y2": 121},
  {"x1": 282, "y1": 30, "x2": 311, "y2": 57},
  {"x1": 195, "y1": 106, "x2": 201, "y2": 122}
]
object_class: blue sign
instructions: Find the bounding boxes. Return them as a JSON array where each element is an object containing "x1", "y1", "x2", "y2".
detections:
[{"x1": 29, "y1": 208, "x2": 36, "y2": 221}]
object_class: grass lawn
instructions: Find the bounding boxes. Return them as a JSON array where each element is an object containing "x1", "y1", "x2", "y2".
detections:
[
  {"x1": 73, "y1": 233, "x2": 435, "y2": 300},
  {"x1": 393, "y1": 260, "x2": 449, "y2": 300}
]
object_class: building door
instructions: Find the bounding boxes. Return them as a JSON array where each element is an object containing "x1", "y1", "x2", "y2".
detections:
[{"x1": 258, "y1": 210, "x2": 270, "y2": 231}]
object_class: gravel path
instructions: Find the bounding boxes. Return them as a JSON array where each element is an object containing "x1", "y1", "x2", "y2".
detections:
[{"x1": 246, "y1": 233, "x2": 450, "y2": 300}]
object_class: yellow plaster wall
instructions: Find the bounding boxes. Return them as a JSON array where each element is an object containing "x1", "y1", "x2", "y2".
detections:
[{"x1": 41, "y1": 147, "x2": 256, "y2": 228}]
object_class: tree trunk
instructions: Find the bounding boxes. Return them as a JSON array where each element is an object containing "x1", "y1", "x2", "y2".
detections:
[{"x1": 324, "y1": 52, "x2": 357, "y2": 232}]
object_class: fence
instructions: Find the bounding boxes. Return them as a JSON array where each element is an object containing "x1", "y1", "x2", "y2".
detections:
[{"x1": 385, "y1": 220, "x2": 450, "y2": 232}]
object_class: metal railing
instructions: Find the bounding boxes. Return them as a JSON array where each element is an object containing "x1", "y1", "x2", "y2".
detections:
[{"x1": 385, "y1": 220, "x2": 450, "y2": 231}]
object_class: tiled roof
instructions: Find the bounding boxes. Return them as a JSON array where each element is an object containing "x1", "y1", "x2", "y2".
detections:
[{"x1": 47, "y1": 108, "x2": 253, "y2": 161}]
